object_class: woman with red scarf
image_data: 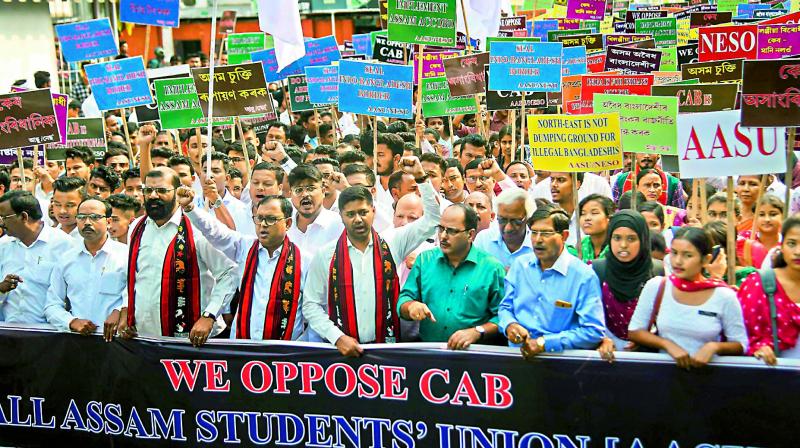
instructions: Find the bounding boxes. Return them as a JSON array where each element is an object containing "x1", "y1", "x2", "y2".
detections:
[{"x1": 628, "y1": 227, "x2": 747, "y2": 369}]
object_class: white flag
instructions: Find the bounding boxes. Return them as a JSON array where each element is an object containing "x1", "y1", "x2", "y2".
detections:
[
  {"x1": 257, "y1": 0, "x2": 306, "y2": 71},
  {"x1": 456, "y1": 0, "x2": 502, "y2": 44}
]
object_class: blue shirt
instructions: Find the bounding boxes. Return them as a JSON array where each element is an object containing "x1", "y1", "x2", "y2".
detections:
[
  {"x1": 498, "y1": 250, "x2": 606, "y2": 352},
  {"x1": 473, "y1": 225, "x2": 533, "y2": 270}
]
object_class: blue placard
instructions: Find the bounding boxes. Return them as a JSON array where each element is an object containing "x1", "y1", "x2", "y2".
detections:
[
  {"x1": 533, "y1": 20, "x2": 558, "y2": 42},
  {"x1": 352, "y1": 33, "x2": 372, "y2": 58},
  {"x1": 55, "y1": 18, "x2": 119, "y2": 63},
  {"x1": 562, "y1": 46, "x2": 587, "y2": 76},
  {"x1": 120, "y1": 0, "x2": 180, "y2": 27},
  {"x1": 305, "y1": 65, "x2": 339, "y2": 104},
  {"x1": 526, "y1": 20, "x2": 533, "y2": 38},
  {"x1": 736, "y1": 3, "x2": 769, "y2": 18},
  {"x1": 338, "y1": 60, "x2": 413, "y2": 119},
  {"x1": 253, "y1": 36, "x2": 342, "y2": 83},
  {"x1": 488, "y1": 42, "x2": 563, "y2": 92},
  {"x1": 84, "y1": 57, "x2": 153, "y2": 110}
]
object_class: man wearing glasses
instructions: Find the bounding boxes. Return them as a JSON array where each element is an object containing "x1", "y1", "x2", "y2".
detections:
[
  {"x1": 499, "y1": 204, "x2": 605, "y2": 358},
  {"x1": 108, "y1": 168, "x2": 236, "y2": 347},
  {"x1": 0, "y1": 191, "x2": 75, "y2": 323},
  {"x1": 464, "y1": 158, "x2": 521, "y2": 199},
  {"x1": 397, "y1": 204, "x2": 506, "y2": 349},
  {"x1": 473, "y1": 189, "x2": 535, "y2": 271},
  {"x1": 177, "y1": 189, "x2": 305, "y2": 341},
  {"x1": 45, "y1": 197, "x2": 126, "y2": 335}
]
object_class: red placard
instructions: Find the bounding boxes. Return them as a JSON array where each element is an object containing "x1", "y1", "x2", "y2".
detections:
[
  {"x1": 587, "y1": 52, "x2": 607, "y2": 73},
  {"x1": 579, "y1": 74, "x2": 654, "y2": 113},
  {"x1": 698, "y1": 25, "x2": 758, "y2": 62}
]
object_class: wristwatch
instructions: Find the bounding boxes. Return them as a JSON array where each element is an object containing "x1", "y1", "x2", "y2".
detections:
[
  {"x1": 536, "y1": 336, "x2": 546, "y2": 350},
  {"x1": 474, "y1": 325, "x2": 486, "y2": 340},
  {"x1": 209, "y1": 198, "x2": 223, "y2": 209},
  {"x1": 202, "y1": 312, "x2": 216, "y2": 321}
]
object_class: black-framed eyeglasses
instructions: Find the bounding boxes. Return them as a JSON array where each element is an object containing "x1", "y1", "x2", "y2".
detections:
[
  {"x1": 76, "y1": 213, "x2": 106, "y2": 222},
  {"x1": 142, "y1": 187, "x2": 175, "y2": 196},
  {"x1": 253, "y1": 215, "x2": 287, "y2": 226},
  {"x1": 498, "y1": 217, "x2": 526, "y2": 228},
  {"x1": 436, "y1": 225, "x2": 468, "y2": 236}
]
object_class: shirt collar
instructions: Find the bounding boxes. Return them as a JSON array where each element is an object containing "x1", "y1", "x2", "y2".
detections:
[
  {"x1": 529, "y1": 248, "x2": 572, "y2": 275},
  {"x1": 147, "y1": 208, "x2": 182, "y2": 228},
  {"x1": 492, "y1": 225, "x2": 532, "y2": 249},
  {"x1": 435, "y1": 244, "x2": 480, "y2": 265},
  {"x1": 80, "y1": 236, "x2": 113, "y2": 257}
]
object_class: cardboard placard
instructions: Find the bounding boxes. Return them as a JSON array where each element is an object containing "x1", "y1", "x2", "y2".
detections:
[
  {"x1": 579, "y1": 73, "x2": 654, "y2": 113},
  {"x1": 55, "y1": 19, "x2": 118, "y2": 63},
  {"x1": 528, "y1": 113, "x2": 623, "y2": 172},
  {"x1": 154, "y1": 78, "x2": 234, "y2": 130},
  {"x1": 120, "y1": 0, "x2": 180, "y2": 28},
  {"x1": 191, "y1": 63, "x2": 274, "y2": 118},
  {"x1": 227, "y1": 33, "x2": 266, "y2": 65},
  {"x1": 46, "y1": 118, "x2": 107, "y2": 161},
  {"x1": 488, "y1": 42, "x2": 563, "y2": 92},
  {"x1": 605, "y1": 45, "x2": 662, "y2": 74},
  {"x1": 484, "y1": 66, "x2": 550, "y2": 111},
  {"x1": 373, "y1": 34, "x2": 411, "y2": 65},
  {"x1": 442, "y1": 52, "x2": 489, "y2": 97},
  {"x1": 85, "y1": 57, "x2": 153, "y2": 111},
  {"x1": 0, "y1": 89, "x2": 59, "y2": 150},
  {"x1": 593, "y1": 94, "x2": 679, "y2": 155},
  {"x1": 757, "y1": 23, "x2": 800, "y2": 60},
  {"x1": 681, "y1": 59, "x2": 743, "y2": 84},
  {"x1": 741, "y1": 59, "x2": 800, "y2": 127},
  {"x1": 697, "y1": 25, "x2": 758, "y2": 62},
  {"x1": 421, "y1": 76, "x2": 479, "y2": 117},
  {"x1": 305, "y1": 65, "x2": 339, "y2": 105},
  {"x1": 386, "y1": 0, "x2": 457, "y2": 47},
  {"x1": 338, "y1": 60, "x2": 413, "y2": 119},
  {"x1": 134, "y1": 64, "x2": 190, "y2": 124}
]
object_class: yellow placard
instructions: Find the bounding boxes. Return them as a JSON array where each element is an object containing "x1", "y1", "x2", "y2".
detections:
[{"x1": 527, "y1": 113, "x2": 623, "y2": 172}]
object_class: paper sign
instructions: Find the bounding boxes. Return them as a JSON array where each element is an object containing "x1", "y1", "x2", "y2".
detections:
[
  {"x1": 579, "y1": 74, "x2": 654, "y2": 113},
  {"x1": 373, "y1": 34, "x2": 411, "y2": 65},
  {"x1": 0, "y1": 89, "x2": 59, "y2": 150},
  {"x1": 488, "y1": 42, "x2": 563, "y2": 92},
  {"x1": 652, "y1": 83, "x2": 739, "y2": 112},
  {"x1": 605, "y1": 45, "x2": 662, "y2": 73},
  {"x1": 11, "y1": 87, "x2": 68, "y2": 146},
  {"x1": 287, "y1": 75, "x2": 321, "y2": 112},
  {"x1": 421, "y1": 76, "x2": 478, "y2": 117},
  {"x1": 46, "y1": 118, "x2": 107, "y2": 161},
  {"x1": 528, "y1": 113, "x2": 623, "y2": 172},
  {"x1": 562, "y1": 46, "x2": 588, "y2": 76},
  {"x1": 414, "y1": 51, "x2": 459, "y2": 84},
  {"x1": 134, "y1": 64, "x2": 190, "y2": 124},
  {"x1": 593, "y1": 94, "x2": 678, "y2": 155},
  {"x1": 556, "y1": 33, "x2": 604, "y2": 51},
  {"x1": 533, "y1": 20, "x2": 559, "y2": 41},
  {"x1": 219, "y1": 10, "x2": 237, "y2": 34},
  {"x1": 191, "y1": 63, "x2": 274, "y2": 118},
  {"x1": 634, "y1": 17, "x2": 678, "y2": 47},
  {"x1": 338, "y1": 60, "x2": 413, "y2": 119},
  {"x1": 252, "y1": 36, "x2": 341, "y2": 83},
  {"x1": 689, "y1": 12, "x2": 732, "y2": 28},
  {"x1": 757, "y1": 23, "x2": 800, "y2": 60},
  {"x1": 698, "y1": 25, "x2": 758, "y2": 62},
  {"x1": 485, "y1": 66, "x2": 550, "y2": 111},
  {"x1": 0, "y1": 147, "x2": 44, "y2": 166},
  {"x1": 677, "y1": 110, "x2": 786, "y2": 177},
  {"x1": 741, "y1": 59, "x2": 800, "y2": 127},
  {"x1": 499, "y1": 16, "x2": 528, "y2": 37},
  {"x1": 352, "y1": 34, "x2": 372, "y2": 58},
  {"x1": 677, "y1": 43, "x2": 699, "y2": 67},
  {"x1": 567, "y1": 0, "x2": 606, "y2": 20},
  {"x1": 443, "y1": 52, "x2": 489, "y2": 97},
  {"x1": 55, "y1": 19, "x2": 118, "y2": 63},
  {"x1": 154, "y1": 78, "x2": 234, "y2": 130},
  {"x1": 681, "y1": 59, "x2": 743, "y2": 83},
  {"x1": 387, "y1": 0, "x2": 457, "y2": 47},
  {"x1": 305, "y1": 65, "x2": 339, "y2": 105},
  {"x1": 120, "y1": 0, "x2": 180, "y2": 27},
  {"x1": 85, "y1": 57, "x2": 153, "y2": 111},
  {"x1": 605, "y1": 34, "x2": 652, "y2": 46},
  {"x1": 227, "y1": 33, "x2": 265, "y2": 65}
]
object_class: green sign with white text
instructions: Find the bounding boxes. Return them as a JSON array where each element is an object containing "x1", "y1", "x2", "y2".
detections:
[
  {"x1": 387, "y1": 0, "x2": 457, "y2": 47},
  {"x1": 421, "y1": 76, "x2": 478, "y2": 117},
  {"x1": 154, "y1": 78, "x2": 234, "y2": 129}
]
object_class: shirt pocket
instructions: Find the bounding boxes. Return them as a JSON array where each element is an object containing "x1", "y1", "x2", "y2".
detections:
[
  {"x1": 98, "y1": 272, "x2": 125, "y2": 297},
  {"x1": 27, "y1": 261, "x2": 55, "y2": 284},
  {"x1": 542, "y1": 299, "x2": 575, "y2": 333}
]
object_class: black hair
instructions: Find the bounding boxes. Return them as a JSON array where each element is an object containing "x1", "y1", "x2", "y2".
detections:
[
  {"x1": 0, "y1": 190, "x2": 42, "y2": 220},
  {"x1": 228, "y1": 167, "x2": 243, "y2": 180},
  {"x1": 618, "y1": 190, "x2": 647, "y2": 210},
  {"x1": 168, "y1": 155, "x2": 196, "y2": 175},
  {"x1": 378, "y1": 133, "x2": 405, "y2": 157},
  {"x1": 102, "y1": 147, "x2": 129, "y2": 165},
  {"x1": 758, "y1": 193, "x2": 785, "y2": 215},
  {"x1": 252, "y1": 161, "x2": 285, "y2": 184},
  {"x1": 285, "y1": 146, "x2": 305, "y2": 165},
  {"x1": 107, "y1": 193, "x2": 142, "y2": 214},
  {"x1": 460, "y1": 133, "x2": 487, "y2": 152},
  {"x1": 318, "y1": 123, "x2": 334, "y2": 138},
  {"x1": 79, "y1": 196, "x2": 112, "y2": 217},
  {"x1": 342, "y1": 163, "x2": 376, "y2": 187},
  {"x1": 150, "y1": 147, "x2": 174, "y2": 160},
  {"x1": 310, "y1": 145, "x2": 337, "y2": 158},
  {"x1": 775, "y1": 216, "x2": 800, "y2": 268},
  {"x1": 449, "y1": 202, "x2": 479, "y2": 232},
  {"x1": 397, "y1": 132, "x2": 416, "y2": 143},
  {"x1": 671, "y1": 226, "x2": 713, "y2": 256},
  {"x1": 635, "y1": 168, "x2": 662, "y2": 186},
  {"x1": 707, "y1": 192, "x2": 740, "y2": 216},
  {"x1": 0, "y1": 171, "x2": 9, "y2": 192},
  {"x1": 637, "y1": 201, "x2": 665, "y2": 227},
  {"x1": 579, "y1": 194, "x2": 615, "y2": 218},
  {"x1": 122, "y1": 167, "x2": 140, "y2": 184},
  {"x1": 65, "y1": 146, "x2": 95, "y2": 166},
  {"x1": 386, "y1": 121, "x2": 409, "y2": 133},
  {"x1": 226, "y1": 142, "x2": 257, "y2": 161},
  {"x1": 287, "y1": 125, "x2": 307, "y2": 147},
  {"x1": 528, "y1": 203, "x2": 571, "y2": 232},
  {"x1": 650, "y1": 232, "x2": 667, "y2": 254},
  {"x1": 145, "y1": 169, "x2": 180, "y2": 189},
  {"x1": 703, "y1": 221, "x2": 727, "y2": 247},
  {"x1": 445, "y1": 158, "x2": 465, "y2": 177},
  {"x1": 388, "y1": 170, "x2": 410, "y2": 194},
  {"x1": 34, "y1": 70, "x2": 50, "y2": 88},
  {"x1": 420, "y1": 153, "x2": 447, "y2": 177},
  {"x1": 287, "y1": 164, "x2": 322, "y2": 187},
  {"x1": 266, "y1": 121, "x2": 290, "y2": 136},
  {"x1": 464, "y1": 157, "x2": 485, "y2": 172},
  {"x1": 342, "y1": 134, "x2": 359, "y2": 145},
  {"x1": 202, "y1": 151, "x2": 230, "y2": 173},
  {"x1": 311, "y1": 157, "x2": 340, "y2": 169},
  {"x1": 107, "y1": 141, "x2": 130, "y2": 155},
  {"x1": 299, "y1": 110, "x2": 315, "y2": 125},
  {"x1": 90, "y1": 165, "x2": 121, "y2": 191},
  {"x1": 338, "y1": 185, "x2": 373, "y2": 210},
  {"x1": 256, "y1": 194, "x2": 293, "y2": 218},
  {"x1": 423, "y1": 128, "x2": 441, "y2": 141},
  {"x1": 337, "y1": 150, "x2": 367, "y2": 165},
  {"x1": 53, "y1": 176, "x2": 86, "y2": 194}
]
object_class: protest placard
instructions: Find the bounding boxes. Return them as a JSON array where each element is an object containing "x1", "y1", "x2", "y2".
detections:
[
  {"x1": 605, "y1": 34, "x2": 652, "y2": 46},
  {"x1": 527, "y1": 113, "x2": 623, "y2": 172},
  {"x1": 0, "y1": 90, "x2": 59, "y2": 150},
  {"x1": 605, "y1": 45, "x2": 662, "y2": 73},
  {"x1": 736, "y1": 4, "x2": 769, "y2": 19},
  {"x1": 593, "y1": 94, "x2": 678, "y2": 155},
  {"x1": 192, "y1": 63, "x2": 274, "y2": 118},
  {"x1": 741, "y1": 59, "x2": 800, "y2": 127},
  {"x1": 50, "y1": 93, "x2": 69, "y2": 146},
  {"x1": 652, "y1": 83, "x2": 738, "y2": 112},
  {"x1": 120, "y1": 0, "x2": 180, "y2": 27},
  {"x1": 587, "y1": 52, "x2": 607, "y2": 72},
  {"x1": 566, "y1": 0, "x2": 606, "y2": 20},
  {"x1": 387, "y1": 0, "x2": 456, "y2": 47},
  {"x1": 499, "y1": 16, "x2": 528, "y2": 37},
  {"x1": 698, "y1": 25, "x2": 758, "y2": 61},
  {"x1": 658, "y1": 48, "x2": 678, "y2": 71},
  {"x1": 85, "y1": 57, "x2": 153, "y2": 111},
  {"x1": 305, "y1": 65, "x2": 339, "y2": 105},
  {"x1": 134, "y1": 64, "x2": 190, "y2": 124},
  {"x1": 677, "y1": 110, "x2": 786, "y2": 177},
  {"x1": 757, "y1": 23, "x2": 800, "y2": 60},
  {"x1": 373, "y1": 34, "x2": 410, "y2": 65},
  {"x1": 443, "y1": 52, "x2": 488, "y2": 97},
  {"x1": 46, "y1": 118, "x2": 107, "y2": 161},
  {"x1": 0, "y1": 147, "x2": 44, "y2": 166},
  {"x1": 689, "y1": 12, "x2": 732, "y2": 28},
  {"x1": 288, "y1": 75, "x2": 323, "y2": 112},
  {"x1": 488, "y1": 42, "x2": 563, "y2": 92},
  {"x1": 558, "y1": 18, "x2": 582, "y2": 30},
  {"x1": 548, "y1": 28, "x2": 592, "y2": 42},
  {"x1": 154, "y1": 78, "x2": 234, "y2": 130},
  {"x1": 251, "y1": 36, "x2": 341, "y2": 83},
  {"x1": 227, "y1": 33, "x2": 266, "y2": 65},
  {"x1": 555, "y1": 33, "x2": 604, "y2": 51},
  {"x1": 352, "y1": 33, "x2": 372, "y2": 58},
  {"x1": 338, "y1": 60, "x2": 413, "y2": 119},
  {"x1": 625, "y1": 10, "x2": 667, "y2": 33},
  {"x1": 681, "y1": 59, "x2": 742, "y2": 83},
  {"x1": 562, "y1": 46, "x2": 588, "y2": 76},
  {"x1": 55, "y1": 18, "x2": 118, "y2": 63},
  {"x1": 579, "y1": 73, "x2": 654, "y2": 113},
  {"x1": 533, "y1": 20, "x2": 559, "y2": 41},
  {"x1": 754, "y1": 9, "x2": 788, "y2": 19},
  {"x1": 677, "y1": 43, "x2": 699, "y2": 67},
  {"x1": 239, "y1": 112, "x2": 278, "y2": 135},
  {"x1": 421, "y1": 77, "x2": 478, "y2": 116},
  {"x1": 219, "y1": 10, "x2": 237, "y2": 34},
  {"x1": 634, "y1": 17, "x2": 678, "y2": 47},
  {"x1": 414, "y1": 51, "x2": 458, "y2": 84},
  {"x1": 485, "y1": 66, "x2": 550, "y2": 111}
]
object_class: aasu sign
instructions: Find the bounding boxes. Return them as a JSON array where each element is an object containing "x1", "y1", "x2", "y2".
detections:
[{"x1": 698, "y1": 25, "x2": 758, "y2": 62}]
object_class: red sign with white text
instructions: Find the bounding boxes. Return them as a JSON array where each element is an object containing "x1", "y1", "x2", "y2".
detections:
[
  {"x1": 698, "y1": 25, "x2": 758, "y2": 62},
  {"x1": 579, "y1": 74, "x2": 654, "y2": 113}
]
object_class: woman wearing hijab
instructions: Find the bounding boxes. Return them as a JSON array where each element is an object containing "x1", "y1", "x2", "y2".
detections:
[{"x1": 593, "y1": 211, "x2": 664, "y2": 360}]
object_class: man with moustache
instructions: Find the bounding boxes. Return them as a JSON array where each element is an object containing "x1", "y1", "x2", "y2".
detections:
[
  {"x1": 303, "y1": 157, "x2": 441, "y2": 357},
  {"x1": 109, "y1": 167, "x2": 236, "y2": 346},
  {"x1": 45, "y1": 197, "x2": 127, "y2": 334},
  {"x1": 398, "y1": 204, "x2": 506, "y2": 348},
  {"x1": 474, "y1": 189, "x2": 535, "y2": 270},
  {"x1": 286, "y1": 164, "x2": 344, "y2": 263},
  {"x1": 178, "y1": 190, "x2": 305, "y2": 341},
  {"x1": 0, "y1": 191, "x2": 75, "y2": 323}
]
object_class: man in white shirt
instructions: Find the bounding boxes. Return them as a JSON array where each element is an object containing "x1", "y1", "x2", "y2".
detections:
[
  {"x1": 45, "y1": 197, "x2": 127, "y2": 334},
  {"x1": 114, "y1": 168, "x2": 236, "y2": 347},
  {"x1": 473, "y1": 189, "x2": 535, "y2": 270},
  {"x1": 0, "y1": 191, "x2": 76, "y2": 323},
  {"x1": 530, "y1": 172, "x2": 612, "y2": 202},
  {"x1": 286, "y1": 164, "x2": 344, "y2": 263},
  {"x1": 370, "y1": 133, "x2": 404, "y2": 220},
  {"x1": 51, "y1": 176, "x2": 86, "y2": 243},
  {"x1": 343, "y1": 164, "x2": 394, "y2": 233},
  {"x1": 200, "y1": 152, "x2": 251, "y2": 232},
  {"x1": 303, "y1": 157, "x2": 441, "y2": 356}
]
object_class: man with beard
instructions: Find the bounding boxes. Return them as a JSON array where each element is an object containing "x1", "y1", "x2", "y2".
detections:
[
  {"x1": 45, "y1": 197, "x2": 126, "y2": 334},
  {"x1": 303, "y1": 157, "x2": 441, "y2": 356},
  {"x1": 51, "y1": 177, "x2": 86, "y2": 242},
  {"x1": 178, "y1": 190, "x2": 305, "y2": 341},
  {"x1": 0, "y1": 191, "x2": 75, "y2": 323},
  {"x1": 109, "y1": 167, "x2": 236, "y2": 346},
  {"x1": 474, "y1": 189, "x2": 535, "y2": 270},
  {"x1": 611, "y1": 153, "x2": 685, "y2": 208},
  {"x1": 398, "y1": 204, "x2": 506, "y2": 348},
  {"x1": 499, "y1": 204, "x2": 605, "y2": 357},
  {"x1": 286, "y1": 164, "x2": 344, "y2": 263},
  {"x1": 371, "y1": 133, "x2": 404, "y2": 219}
]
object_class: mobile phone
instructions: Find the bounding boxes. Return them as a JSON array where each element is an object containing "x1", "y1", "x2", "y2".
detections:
[{"x1": 710, "y1": 245, "x2": 722, "y2": 263}]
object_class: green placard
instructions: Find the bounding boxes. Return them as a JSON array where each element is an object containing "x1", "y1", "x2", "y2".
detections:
[
  {"x1": 486, "y1": 36, "x2": 541, "y2": 51},
  {"x1": 666, "y1": 79, "x2": 700, "y2": 85},
  {"x1": 593, "y1": 94, "x2": 678, "y2": 155},
  {"x1": 634, "y1": 17, "x2": 677, "y2": 47},
  {"x1": 288, "y1": 74, "x2": 323, "y2": 112},
  {"x1": 387, "y1": 0, "x2": 457, "y2": 47},
  {"x1": 46, "y1": 118, "x2": 107, "y2": 161},
  {"x1": 547, "y1": 28, "x2": 592, "y2": 42},
  {"x1": 581, "y1": 20, "x2": 601, "y2": 33},
  {"x1": 154, "y1": 78, "x2": 234, "y2": 130},
  {"x1": 421, "y1": 76, "x2": 478, "y2": 117},
  {"x1": 659, "y1": 46, "x2": 678, "y2": 71},
  {"x1": 227, "y1": 32, "x2": 266, "y2": 65},
  {"x1": 716, "y1": 0, "x2": 740, "y2": 13}
]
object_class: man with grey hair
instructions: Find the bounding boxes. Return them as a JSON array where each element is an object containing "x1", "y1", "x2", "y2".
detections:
[{"x1": 473, "y1": 188, "x2": 536, "y2": 270}]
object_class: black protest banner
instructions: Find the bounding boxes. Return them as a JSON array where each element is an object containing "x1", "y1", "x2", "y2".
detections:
[
  {"x1": 0, "y1": 89, "x2": 59, "y2": 150},
  {"x1": 498, "y1": 15, "x2": 527, "y2": 37},
  {"x1": 652, "y1": 83, "x2": 739, "y2": 112},
  {"x1": 681, "y1": 59, "x2": 743, "y2": 84},
  {"x1": 192, "y1": 63, "x2": 274, "y2": 118},
  {"x1": 373, "y1": 34, "x2": 410, "y2": 65},
  {"x1": 443, "y1": 52, "x2": 488, "y2": 97},
  {"x1": 624, "y1": 10, "x2": 667, "y2": 32},
  {"x1": 46, "y1": 118, "x2": 107, "y2": 160},
  {"x1": 677, "y1": 43, "x2": 699, "y2": 68},
  {"x1": 0, "y1": 327, "x2": 797, "y2": 448},
  {"x1": 741, "y1": 59, "x2": 800, "y2": 127},
  {"x1": 689, "y1": 11, "x2": 733, "y2": 28},
  {"x1": 605, "y1": 45, "x2": 662, "y2": 74}
]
